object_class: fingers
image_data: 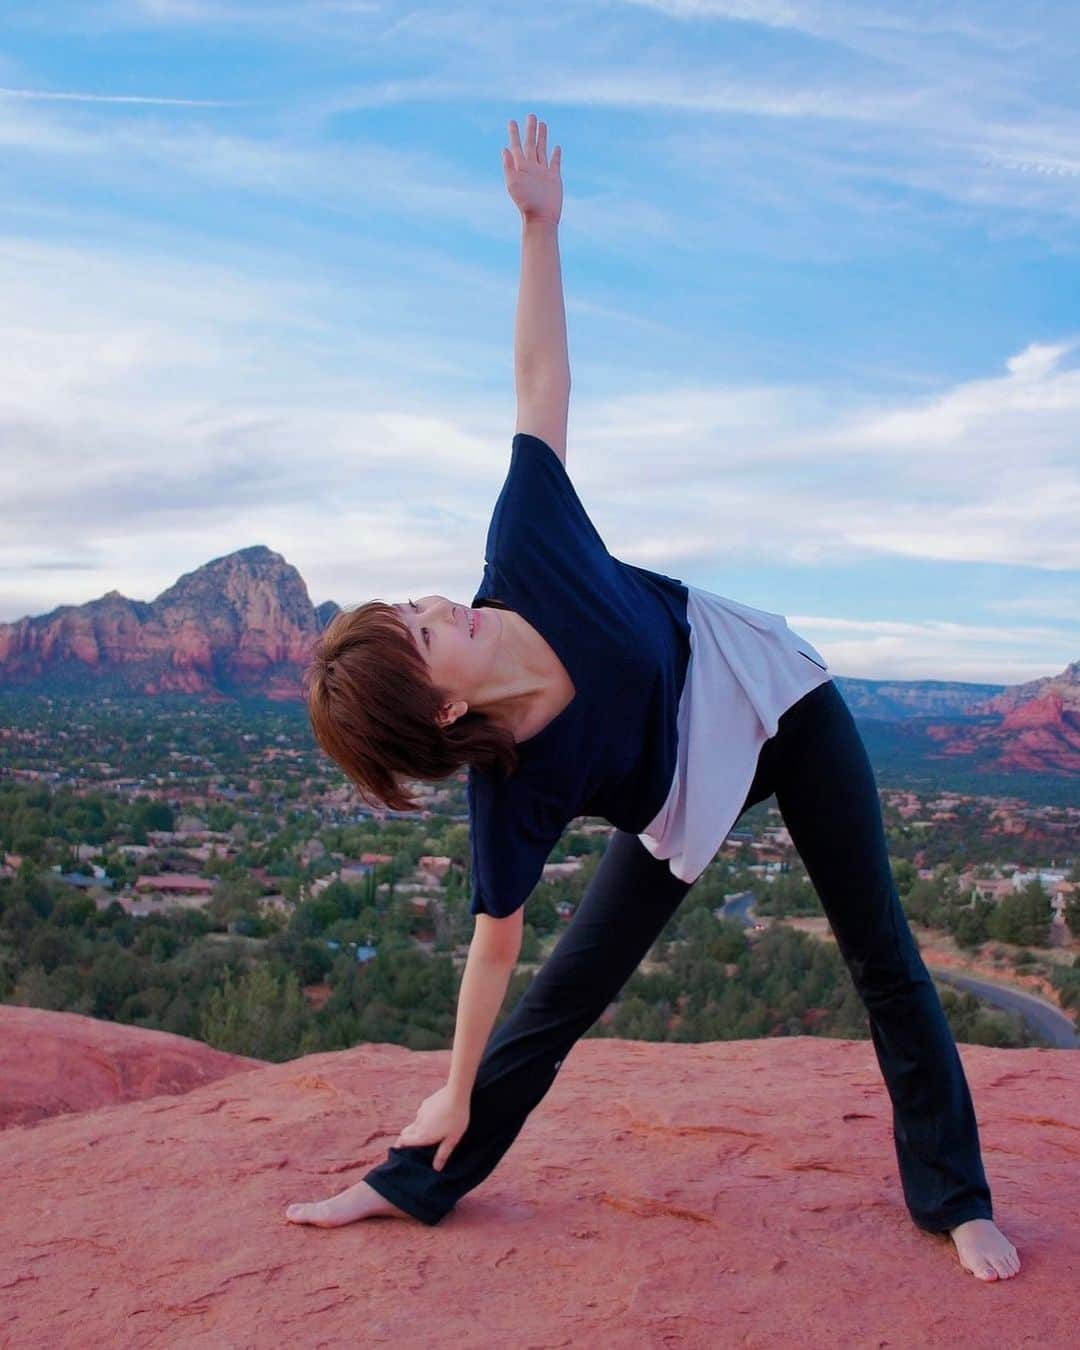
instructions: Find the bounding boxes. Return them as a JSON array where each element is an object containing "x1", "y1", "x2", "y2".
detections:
[{"x1": 508, "y1": 114, "x2": 553, "y2": 168}]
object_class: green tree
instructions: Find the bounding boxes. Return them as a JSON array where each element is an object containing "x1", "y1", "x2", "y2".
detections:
[
  {"x1": 949, "y1": 902, "x2": 990, "y2": 951},
  {"x1": 12, "y1": 964, "x2": 64, "y2": 1010},
  {"x1": 138, "y1": 800, "x2": 175, "y2": 832},
  {"x1": 902, "y1": 878, "x2": 947, "y2": 927},
  {"x1": 200, "y1": 964, "x2": 307, "y2": 1061},
  {"x1": 88, "y1": 947, "x2": 143, "y2": 1019},
  {"x1": 892, "y1": 858, "x2": 917, "y2": 893},
  {"x1": 1049, "y1": 958, "x2": 1080, "y2": 1014},
  {"x1": 294, "y1": 939, "x2": 334, "y2": 986},
  {"x1": 525, "y1": 890, "x2": 559, "y2": 935},
  {"x1": 987, "y1": 882, "x2": 1052, "y2": 948},
  {"x1": 26, "y1": 926, "x2": 78, "y2": 974},
  {"x1": 1064, "y1": 891, "x2": 1080, "y2": 940},
  {"x1": 520, "y1": 923, "x2": 540, "y2": 962}
]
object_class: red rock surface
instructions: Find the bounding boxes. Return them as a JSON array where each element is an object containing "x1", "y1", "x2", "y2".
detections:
[
  {"x1": 1, "y1": 1024, "x2": 1076, "y2": 1348},
  {"x1": 0, "y1": 1006, "x2": 263, "y2": 1129}
]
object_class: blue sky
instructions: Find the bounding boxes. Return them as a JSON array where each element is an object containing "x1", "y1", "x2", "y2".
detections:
[{"x1": 1, "y1": 0, "x2": 1077, "y2": 684}]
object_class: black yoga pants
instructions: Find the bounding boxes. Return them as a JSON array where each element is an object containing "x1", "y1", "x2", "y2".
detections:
[{"x1": 363, "y1": 678, "x2": 994, "y2": 1232}]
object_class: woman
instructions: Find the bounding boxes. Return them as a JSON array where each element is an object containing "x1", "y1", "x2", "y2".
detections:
[{"x1": 285, "y1": 114, "x2": 1020, "y2": 1282}]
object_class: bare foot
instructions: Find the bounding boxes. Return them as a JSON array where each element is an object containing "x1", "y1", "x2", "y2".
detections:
[
  {"x1": 285, "y1": 1180, "x2": 415, "y2": 1227},
  {"x1": 948, "y1": 1218, "x2": 1021, "y2": 1280}
]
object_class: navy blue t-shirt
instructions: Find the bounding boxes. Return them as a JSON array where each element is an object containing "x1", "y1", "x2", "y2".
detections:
[{"x1": 468, "y1": 433, "x2": 691, "y2": 918}]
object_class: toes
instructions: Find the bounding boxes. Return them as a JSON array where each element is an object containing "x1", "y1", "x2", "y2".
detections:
[{"x1": 989, "y1": 1243, "x2": 1021, "y2": 1278}]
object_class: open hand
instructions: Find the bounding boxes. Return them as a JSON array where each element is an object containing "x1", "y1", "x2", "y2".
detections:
[
  {"x1": 395, "y1": 1084, "x2": 470, "y2": 1172},
  {"x1": 502, "y1": 112, "x2": 563, "y2": 224}
]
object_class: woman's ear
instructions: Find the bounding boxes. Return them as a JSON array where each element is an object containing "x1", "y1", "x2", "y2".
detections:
[{"x1": 436, "y1": 699, "x2": 469, "y2": 729}]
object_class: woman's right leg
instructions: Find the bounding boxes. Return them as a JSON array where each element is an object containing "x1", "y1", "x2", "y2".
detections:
[{"x1": 363, "y1": 828, "x2": 695, "y2": 1225}]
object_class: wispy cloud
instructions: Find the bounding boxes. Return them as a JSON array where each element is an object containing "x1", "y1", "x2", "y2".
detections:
[
  {"x1": 0, "y1": 86, "x2": 249, "y2": 107},
  {"x1": 609, "y1": 2, "x2": 1080, "y2": 227},
  {"x1": 86, "y1": 0, "x2": 382, "y2": 30},
  {"x1": 5, "y1": 0, "x2": 1079, "y2": 241},
  {"x1": 621, "y1": 1, "x2": 1051, "y2": 66},
  {"x1": 0, "y1": 96, "x2": 694, "y2": 258}
]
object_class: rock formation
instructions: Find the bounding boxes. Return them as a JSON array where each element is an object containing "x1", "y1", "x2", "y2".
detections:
[
  {"x1": 0, "y1": 547, "x2": 339, "y2": 701},
  {"x1": 0, "y1": 1005, "x2": 262, "y2": 1129},
  {"x1": 0, "y1": 1008, "x2": 1075, "y2": 1346},
  {"x1": 922, "y1": 661, "x2": 1080, "y2": 775}
]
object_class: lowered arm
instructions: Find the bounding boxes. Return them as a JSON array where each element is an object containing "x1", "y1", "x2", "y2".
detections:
[{"x1": 445, "y1": 908, "x2": 525, "y2": 1103}]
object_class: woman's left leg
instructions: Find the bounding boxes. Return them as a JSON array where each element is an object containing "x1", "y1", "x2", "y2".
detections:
[{"x1": 763, "y1": 680, "x2": 994, "y2": 1234}]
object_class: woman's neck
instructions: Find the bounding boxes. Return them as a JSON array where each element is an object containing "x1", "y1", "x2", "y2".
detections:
[{"x1": 486, "y1": 608, "x2": 576, "y2": 743}]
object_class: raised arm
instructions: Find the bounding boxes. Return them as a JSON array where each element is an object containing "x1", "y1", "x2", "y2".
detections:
[{"x1": 503, "y1": 113, "x2": 571, "y2": 465}]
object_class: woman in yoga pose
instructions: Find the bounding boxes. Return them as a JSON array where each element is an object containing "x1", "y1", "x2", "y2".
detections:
[{"x1": 285, "y1": 114, "x2": 1020, "y2": 1282}]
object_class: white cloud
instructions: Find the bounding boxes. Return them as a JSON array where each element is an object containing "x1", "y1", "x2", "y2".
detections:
[
  {"x1": 784, "y1": 613, "x2": 1077, "y2": 684},
  {"x1": 837, "y1": 341, "x2": 1080, "y2": 449},
  {"x1": 1005, "y1": 342, "x2": 1074, "y2": 380},
  {"x1": 0, "y1": 234, "x2": 1076, "y2": 685}
]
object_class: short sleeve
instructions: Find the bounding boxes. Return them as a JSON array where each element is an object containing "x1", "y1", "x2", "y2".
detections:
[
  {"x1": 482, "y1": 434, "x2": 613, "y2": 591},
  {"x1": 468, "y1": 762, "x2": 570, "y2": 919}
]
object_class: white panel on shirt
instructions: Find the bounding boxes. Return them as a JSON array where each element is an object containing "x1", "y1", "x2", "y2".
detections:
[{"x1": 637, "y1": 584, "x2": 833, "y2": 885}]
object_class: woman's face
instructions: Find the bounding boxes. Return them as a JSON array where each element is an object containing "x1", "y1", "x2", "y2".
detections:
[{"x1": 391, "y1": 594, "x2": 500, "y2": 715}]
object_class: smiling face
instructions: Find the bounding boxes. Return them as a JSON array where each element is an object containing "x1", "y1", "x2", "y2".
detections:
[{"x1": 391, "y1": 594, "x2": 501, "y2": 728}]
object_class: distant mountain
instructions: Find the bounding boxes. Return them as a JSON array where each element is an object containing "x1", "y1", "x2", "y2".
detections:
[
  {"x1": 827, "y1": 665, "x2": 1080, "y2": 780},
  {"x1": 315, "y1": 600, "x2": 341, "y2": 629},
  {"x1": 0, "y1": 546, "x2": 339, "y2": 701},
  {"x1": 0, "y1": 553, "x2": 1076, "y2": 778},
  {"x1": 919, "y1": 660, "x2": 1080, "y2": 775},
  {"x1": 829, "y1": 678, "x2": 1008, "y2": 721}
]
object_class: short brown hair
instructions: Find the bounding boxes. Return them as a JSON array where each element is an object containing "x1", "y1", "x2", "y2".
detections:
[{"x1": 304, "y1": 601, "x2": 519, "y2": 811}]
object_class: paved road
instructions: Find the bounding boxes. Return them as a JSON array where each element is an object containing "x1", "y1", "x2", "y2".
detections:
[
  {"x1": 726, "y1": 899, "x2": 1079, "y2": 1050},
  {"x1": 927, "y1": 968, "x2": 1080, "y2": 1050}
]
